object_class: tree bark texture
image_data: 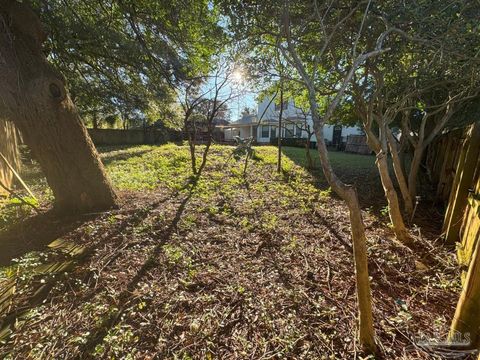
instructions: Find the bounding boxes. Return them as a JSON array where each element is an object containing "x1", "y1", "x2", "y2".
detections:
[
  {"x1": 277, "y1": 85, "x2": 284, "y2": 173},
  {"x1": 386, "y1": 128, "x2": 414, "y2": 218},
  {"x1": 314, "y1": 122, "x2": 376, "y2": 353},
  {"x1": 365, "y1": 124, "x2": 411, "y2": 244},
  {"x1": 408, "y1": 146, "x2": 424, "y2": 202},
  {"x1": 305, "y1": 135, "x2": 313, "y2": 170},
  {"x1": 0, "y1": 1, "x2": 117, "y2": 213}
]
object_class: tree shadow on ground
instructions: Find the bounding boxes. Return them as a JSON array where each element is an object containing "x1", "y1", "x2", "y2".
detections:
[
  {"x1": 281, "y1": 147, "x2": 390, "y2": 220},
  {"x1": 0, "y1": 209, "x2": 97, "y2": 266},
  {"x1": 100, "y1": 148, "x2": 152, "y2": 165},
  {"x1": 77, "y1": 184, "x2": 196, "y2": 356},
  {"x1": 0, "y1": 178, "x2": 195, "y2": 352}
]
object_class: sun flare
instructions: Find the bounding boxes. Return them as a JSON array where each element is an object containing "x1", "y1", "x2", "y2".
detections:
[{"x1": 232, "y1": 69, "x2": 244, "y2": 83}]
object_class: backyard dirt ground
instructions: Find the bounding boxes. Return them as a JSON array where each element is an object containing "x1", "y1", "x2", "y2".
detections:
[{"x1": 0, "y1": 145, "x2": 464, "y2": 359}]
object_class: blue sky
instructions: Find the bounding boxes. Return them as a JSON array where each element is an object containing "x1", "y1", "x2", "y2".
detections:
[{"x1": 229, "y1": 90, "x2": 257, "y2": 121}]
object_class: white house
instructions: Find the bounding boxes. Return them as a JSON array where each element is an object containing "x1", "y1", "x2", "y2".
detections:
[{"x1": 220, "y1": 96, "x2": 363, "y2": 145}]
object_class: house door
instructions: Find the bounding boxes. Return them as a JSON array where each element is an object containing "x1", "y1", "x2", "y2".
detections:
[{"x1": 332, "y1": 125, "x2": 342, "y2": 146}]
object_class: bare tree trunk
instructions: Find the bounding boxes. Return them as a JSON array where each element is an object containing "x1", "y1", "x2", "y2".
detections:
[
  {"x1": 0, "y1": 1, "x2": 117, "y2": 213},
  {"x1": 408, "y1": 146, "x2": 424, "y2": 202},
  {"x1": 187, "y1": 130, "x2": 197, "y2": 175},
  {"x1": 92, "y1": 112, "x2": 99, "y2": 130},
  {"x1": 189, "y1": 143, "x2": 197, "y2": 174},
  {"x1": 197, "y1": 138, "x2": 211, "y2": 176},
  {"x1": 315, "y1": 124, "x2": 376, "y2": 353},
  {"x1": 386, "y1": 128, "x2": 414, "y2": 217},
  {"x1": 399, "y1": 138, "x2": 408, "y2": 182},
  {"x1": 365, "y1": 124, "x2": 411, "y2": 244},
  {"x1": 277, "y1": 85, "x2": 284, "y2": 173},
  {"x1": 375, "y1": 150, "x2": 411, "y2": 244},
  {"x1": 282, "y1": 8, "x2": 383, "y2": 351},
  {"x1": 403, "y1": 109, "x2": 453, "y2": 209},
  {"x1": 305, "y1": 135, "x2": 313, "y2": 169},
  {"x1": 343, "y1": 187, "x2": 376, "y2": 351}
]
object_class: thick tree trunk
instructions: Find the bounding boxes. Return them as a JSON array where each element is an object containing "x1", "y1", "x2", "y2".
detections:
[
  {"x1": 386, "y1": 129, "x2": 414, "y2": 218},
  {"x1": 0, "y1": 1, "x2": 117, "y2": 213}
]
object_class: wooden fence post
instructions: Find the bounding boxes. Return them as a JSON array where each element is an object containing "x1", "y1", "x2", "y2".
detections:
[
  {"x1": 435, "y1": 134, "x2": 454, "y2": 199},
  {"x1": 449, "y1": 221, "x2": 480, "y2": 347},
  {"x1": 444, "y1": 122, "x2": 480, "y2": 245},
  {"x1": 457, "y1": 173, "x2": 480, "y2": 270},
  {"x1": 0, "y1": 119, "x2": 20, "y2": 196}
]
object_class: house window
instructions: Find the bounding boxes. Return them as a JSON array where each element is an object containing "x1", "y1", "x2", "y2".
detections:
[
  {"x1": 261, "y1": 125, "x2": 269, "y2": 138},
  {"x1": 296, "y1": 126, "x2": 303, "y2": 138},
  {"x1": 270, "y1": 126, "x2": 277, "y2": 139},
  {"x1": 285, "y1": 124, "x2": 295, "y2": 137}
]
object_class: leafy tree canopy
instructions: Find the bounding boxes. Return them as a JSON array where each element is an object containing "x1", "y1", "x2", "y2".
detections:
[{"x1": 32, "y1": 0, "x2": 225, "y2": 128}]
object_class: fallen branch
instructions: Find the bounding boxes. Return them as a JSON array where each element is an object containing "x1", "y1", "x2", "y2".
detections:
[{"x1": 0, "y1": 151, "x2": 36, "y2": 200}]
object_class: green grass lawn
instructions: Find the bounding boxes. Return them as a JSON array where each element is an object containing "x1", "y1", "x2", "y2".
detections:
[
  {"x1": 281, "y1": 146, "x2": 377, "y2": 172},
  {"x1": 0, "y1": 144, "x2": 385, "y2": 232},
  {"x1": 281, "y1": 146, "x2": 385, "y2": 208}
]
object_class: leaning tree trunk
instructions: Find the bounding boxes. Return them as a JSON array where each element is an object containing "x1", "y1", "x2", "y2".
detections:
[
  {"x1": 386, "y1": 128, "x2": 414, "y2": 218},
  {"x1": 408, "y1": 146, "x2": 424, "y2": 203},
  {"x1": 307, "y1": 94, "x2": 375, "y2": 352},
  {"x1": 314, "y1": 123, "x2": 376, "y2": 353},
  {"x1": 196, "y1": 135, "x2": 212, "y2": 176},
  {"x1": 365, "y1": 124, "x2": 411, "y2": 244},
  {"x1": 0, "y1": 1, "x2": 117, "y2": 213}
]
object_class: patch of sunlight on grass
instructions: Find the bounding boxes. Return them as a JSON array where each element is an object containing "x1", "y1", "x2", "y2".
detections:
[
  {"x1": 281, "y1": 146, "x2": 376, "y2": 172},
  {"x1": 101, "y1": 143, "x2": 192, "y2": 191}
]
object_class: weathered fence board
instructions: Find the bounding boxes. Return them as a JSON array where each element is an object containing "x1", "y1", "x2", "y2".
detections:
[
  {"x1": 87, "y1": 128, "x2": 183, "y2": 146},
  {"x1": 443, "y1": 123, "x2": 480, "y2": 247},
  {"x1": 458, "y1": 173, "x2": 480, "y2": 270},
  {"x1": 345, "y1": 135, "x2": 371, "y2": 155},
  {"x1": 426, "y1": 121, "x2": 480, "y2": 275},
  {"x1": 449, "y1": 222, "x2": 480, "y2": 348},
  {"x1": 0, "y1": 119, "x2": 20, "y2": 196},
  {"x1": 427, "y1": 122, "x2": 480, "y2": 350},
  {"x1": 426, "y1": 128, "x2": 466, "y2": 203}
]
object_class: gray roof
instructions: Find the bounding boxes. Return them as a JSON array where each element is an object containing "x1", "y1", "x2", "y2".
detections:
[{"x1": 233, "y1": 114, "x2": 257, "y2": 125}]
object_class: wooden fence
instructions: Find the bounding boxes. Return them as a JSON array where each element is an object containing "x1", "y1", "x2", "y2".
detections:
[
  {"x1": 87, "y1": 128, "x2": 183, "y2": 146},
  {"x1": 345, "y1": 135, "x2": 371, "y2": 155},
  {"x1": 426, "y1": 121, "x2": 480, "y2": 269},
  {"x1": 0, "y1": 119, "x2": 20, "y2": 196},
  {"x1": 427, "y1": 122, "x2": 480, "y2": 347}
]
